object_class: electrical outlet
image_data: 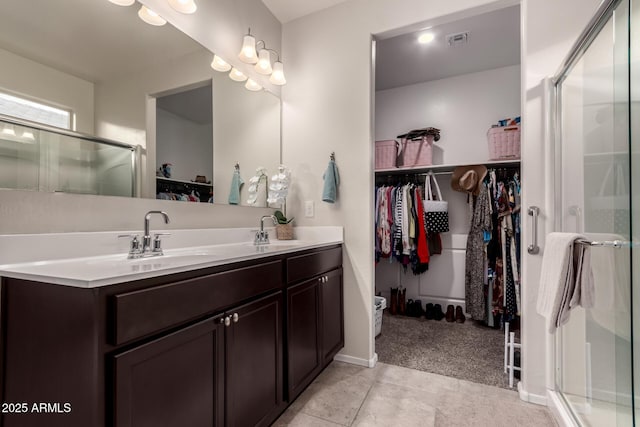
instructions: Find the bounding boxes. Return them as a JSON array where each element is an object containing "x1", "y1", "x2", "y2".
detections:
[{"x1": 304, "y1": 201, "x2": 314, "y2": 217}]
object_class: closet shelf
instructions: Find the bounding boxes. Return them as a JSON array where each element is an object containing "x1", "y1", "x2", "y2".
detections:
[
  {"x1": 375, "y1": 159, "x2": 520, "y2": 175},
  {"x1": 156, "y1": 176, "x2": 213, "y2": 187}
]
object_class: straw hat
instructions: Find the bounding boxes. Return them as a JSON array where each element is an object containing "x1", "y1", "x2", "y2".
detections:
[{"x1": 451, "y1": 165, "x2": 487, "y2": 195}]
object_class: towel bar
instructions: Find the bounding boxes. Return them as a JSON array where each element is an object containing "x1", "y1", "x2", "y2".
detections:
[{"x1": 575, "y1": 239, "x2": 629, "y2": 248}]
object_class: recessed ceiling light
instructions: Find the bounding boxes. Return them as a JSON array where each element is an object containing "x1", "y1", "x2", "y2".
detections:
[{"x1": 418, "y1": 33, "x2": 435, "y2": 44}]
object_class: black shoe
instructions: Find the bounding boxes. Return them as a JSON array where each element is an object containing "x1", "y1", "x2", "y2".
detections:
[
  {"x1": 406, "y1": 299, "x2": 416, "y2": 317},
  {"x1": 433, "y1": 304, "x2": 445, "y2": 321},
  {"x1": 445, "y1": 305, "x2": 455, "y2": 322},
  {"x1": 425, "y1": 303, "x2": 435, "y2": 320},
  {"x1": 414, "y1": 299, "x2": 424, "y2": 317}
]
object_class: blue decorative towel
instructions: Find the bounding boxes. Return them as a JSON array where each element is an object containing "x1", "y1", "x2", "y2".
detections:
[
  {"x1": 322, "y1": 160, "x2": 340, "y2": 203},
  {"x1": 228, "y1": 170, "x2": 244, "y2": 205}
]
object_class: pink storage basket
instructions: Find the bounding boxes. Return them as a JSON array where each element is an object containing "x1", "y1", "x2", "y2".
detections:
[
  {"x1": 399, "y1": 135, "x2": 433, "y2": 168},
  {"x1": 487, "y1": 125, "x2": 521, "y2": 160},
  {"x1": 375, "y1": 140, "x2": 398, "y2": 170}
]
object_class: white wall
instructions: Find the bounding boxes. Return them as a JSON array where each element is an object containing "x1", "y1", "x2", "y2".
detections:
[
  {"x1": 212, "y1": 75, "x2": 281, "y2": 207},
  {"x1": 0, "y1": 48, "x2": 94, "y2": 134},
  {"x1": 282, "y1": 0, "x2": 602, "y2": 398},
  {"x1": 374, "y1": 66, "x2": 520, "y2": 309},
  {"x1": 376, "y1": 65, "x2": 521, "y2": 165},
  {"x1": 156, "y1": 108, "x2": 213, "y2": 183}
]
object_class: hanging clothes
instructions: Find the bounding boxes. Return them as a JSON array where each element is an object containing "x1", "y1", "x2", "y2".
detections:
[
  {"x1": 465, "y1": 184, "x2": 492, "y2": 321},
  {"x1": 485, "y1": 168, "x2": 522, "y2": 323},
  {"x1": 374, "y1": 179, "x2": 435, "y2": 275}
]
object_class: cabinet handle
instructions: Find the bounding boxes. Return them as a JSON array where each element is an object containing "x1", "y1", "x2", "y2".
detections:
[
  {"x1": 224, "y1": 316, "x2": 231, "y2": 327},
  {"x1": 232, "y1": 313, "x2": 239, "y2": 323}
]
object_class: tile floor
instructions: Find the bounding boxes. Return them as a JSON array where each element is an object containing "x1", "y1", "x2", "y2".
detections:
[{"x1": 273, "y1": 361, "x2": 558, "y2": 427}]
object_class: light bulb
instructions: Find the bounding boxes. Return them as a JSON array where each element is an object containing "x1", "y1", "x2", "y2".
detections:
[
  {"x1": 211, "y1": 55, "x2": 232, "y2": 72},
  {"x1": 418, "y1": 33, "x2": 435, "y2": 44},
  {"x1": 108, "y1": 0, "x2": 135, "y2": 6},
  {"x1": 168, "y1": 0, "x2": 197, "y2": 14},
  {"x1": 238, "y1": 34, "x2": 258, "y2": 64},
  {"x1": 254, "y1": 49, "x2": 273, "y2": 75},
  {"x1": 22, "y1": 130, "x2": 35, "y2": 140},
  {"x1": 2, "y1": 124, "x2": 16, "y2": 136},
  {"x1": 269, "y1": 61, "x2": 286, "y2": 85},
  {"x1": 229, "y1": 68, "x2": 248, "y2": 82},
  {"x1": 138, "y1": 6, "x2": 167, "y2": 26},
  {"x1": 245, "y1": 79, "x2": 262, "y2": 92}
]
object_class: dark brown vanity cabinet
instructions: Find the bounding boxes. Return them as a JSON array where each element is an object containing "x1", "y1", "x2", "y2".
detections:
[
  {"x1": 0, "y1": 244, "x2": 342, "y2": 427},
  {"x1": 225, "y1": 292, "x2": 285, "y2": 427},
  {"x1": 113, "y1": 315, "x2": 226, "y2": 427},
  {"x1": 113, "y1": 291, "x2": 284, "y2": 427},
  {"x1": 285, "y1": 247, "x2": 344, "y2": 401}
]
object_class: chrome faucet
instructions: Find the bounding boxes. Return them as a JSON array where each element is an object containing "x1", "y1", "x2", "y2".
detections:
[
  {"x1": 119, "y1": 210, "x2": 171, "y2": 258},
  {"x1": 255, "y1": 215, "x2": 277, "y2": 245}
]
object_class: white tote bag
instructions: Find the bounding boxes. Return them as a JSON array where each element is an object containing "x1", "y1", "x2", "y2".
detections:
[{"x1": 423, "y1": 172, "x2": 449, "y2": 233}]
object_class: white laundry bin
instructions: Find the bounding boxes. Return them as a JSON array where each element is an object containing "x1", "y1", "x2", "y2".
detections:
[{"x1": 374, "y1": 296, "x2": 387, "y2": 337}]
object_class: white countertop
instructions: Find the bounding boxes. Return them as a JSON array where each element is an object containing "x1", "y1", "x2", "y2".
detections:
[{"x1": 0, "y1": 227, "x2": 343, "y2": 288}]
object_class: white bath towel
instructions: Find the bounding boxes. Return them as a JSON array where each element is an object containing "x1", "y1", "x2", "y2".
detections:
[{"x1": 536, "y1": 232, "x2": 594, "y2": 332}]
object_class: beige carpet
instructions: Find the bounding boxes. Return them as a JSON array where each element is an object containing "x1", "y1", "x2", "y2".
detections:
[{"x1": 375, "y1": 312, "x2": 517, "y2": 389}]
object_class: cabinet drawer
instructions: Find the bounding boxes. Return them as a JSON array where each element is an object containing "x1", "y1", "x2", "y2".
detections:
[
  {"x1": 111, "y1": 260, "x2": 282, "y2": 345},
  {"x1": 286, "y1": 246, "x2": 342, "y2": 284}
]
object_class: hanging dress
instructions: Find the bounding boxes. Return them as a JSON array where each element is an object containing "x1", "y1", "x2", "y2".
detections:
[{"x1": 465, "y1": 184, "x2": 492, "y2": 321}]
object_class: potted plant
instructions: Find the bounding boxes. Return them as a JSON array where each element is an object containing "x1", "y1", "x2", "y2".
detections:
[{"x1": 274, "y1": 210, "x2": 294, "y2": 240}]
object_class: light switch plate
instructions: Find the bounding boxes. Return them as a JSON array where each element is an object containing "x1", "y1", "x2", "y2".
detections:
[{"x1": 304, "y1": 201, "x2": 314, "y2": 217}]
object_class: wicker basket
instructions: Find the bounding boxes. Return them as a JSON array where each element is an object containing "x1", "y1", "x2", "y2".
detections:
[
  {"x1": 375, "y1": 140, "x2": 398, "y2": 170},
  {"x1": 487, "y1": 125, "x2": 521, "y2": 160},
  {"x1": 399, "y1": 135, "x2": 433, "y2": 168},
  {"x1": 275, "y1": 223, "x2": 294, "y2": 240}
]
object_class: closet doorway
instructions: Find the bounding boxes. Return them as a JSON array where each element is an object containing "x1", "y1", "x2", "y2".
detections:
[{"x1": 373, "y1": 3, "x2": 523, "y2": 390}]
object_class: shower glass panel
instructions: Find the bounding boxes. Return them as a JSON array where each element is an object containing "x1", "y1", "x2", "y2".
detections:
[
  {"x1": 554, "y1": 0, "x2": 633, "y2": 425},
  {"x1": 0, "y1": 117, "x2": 136, "y2": 197}
]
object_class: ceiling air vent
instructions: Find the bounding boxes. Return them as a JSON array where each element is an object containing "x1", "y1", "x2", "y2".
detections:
[{"x1": 446, "y1": 31, "x2": 469, "y2": 47}]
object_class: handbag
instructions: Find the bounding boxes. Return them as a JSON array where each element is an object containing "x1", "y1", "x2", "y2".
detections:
[{"x1": 423, "y1": 171, "x2": 449, "y2": 233}]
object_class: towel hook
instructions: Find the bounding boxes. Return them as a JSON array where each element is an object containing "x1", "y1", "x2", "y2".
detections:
[{"x1": 330, "y1": 151, "x2": 335, "y2": 161}]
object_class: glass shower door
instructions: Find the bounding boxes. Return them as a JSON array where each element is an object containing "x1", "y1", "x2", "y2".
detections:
[{"x1": 554, "y1": 0, "x2": 633, "y2": 425}]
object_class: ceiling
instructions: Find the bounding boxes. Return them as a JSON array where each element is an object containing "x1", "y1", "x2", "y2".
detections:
[
  {"x1": 157, "y1": 84, "x2": 213, "y2": 125},
  {"x1": 0, "y1": 0, "x2": 203, "y2": 83},
  {"x1": 376, "y1": 5, "x2": 521, "y2": 91},
  {"x1": 262, "y1": 0, "x2": 350, "y2": 23}
]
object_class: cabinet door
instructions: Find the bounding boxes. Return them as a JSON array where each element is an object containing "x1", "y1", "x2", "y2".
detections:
[
  {"x1": 113, "y1": 315, "x2": 225, "y2": 427},
  {"x1": 286, "y1": 278, "x2": 321, "y2": 401},
  {"x1": 226, "y1": 292, "x2": 284, "y2": 427},
  {"x1": 321, "y1": 268, "x2": 344, "y2": 364}
]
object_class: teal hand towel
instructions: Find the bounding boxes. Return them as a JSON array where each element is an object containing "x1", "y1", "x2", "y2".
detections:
[
  {"x1": 228, "y1": 170, "x2": 244, "y2": 205},
  {"x1": 322, "y1": 160, "x2": 340, "y2": 203}
]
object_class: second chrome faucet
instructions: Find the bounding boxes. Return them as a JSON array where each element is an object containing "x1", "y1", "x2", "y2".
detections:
[{"x1": 255, "y1": 215, "x2": 277, "y2": 245}]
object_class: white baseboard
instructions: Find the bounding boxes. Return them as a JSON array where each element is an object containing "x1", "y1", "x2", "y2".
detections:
[
  {"x1": 334, "y1": 352, "x2": 378, "y2": 368},
  {"x1": 517, "y1": 382, "x2": 547, "y2": 406},
  {"x1": 547, "y1": 390, "x2": 579, "y2": 427}
]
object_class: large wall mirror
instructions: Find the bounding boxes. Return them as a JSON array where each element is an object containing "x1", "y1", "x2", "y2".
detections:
[{"x1": 0, "y1": 0, "x2": 281, "y2": 206}]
